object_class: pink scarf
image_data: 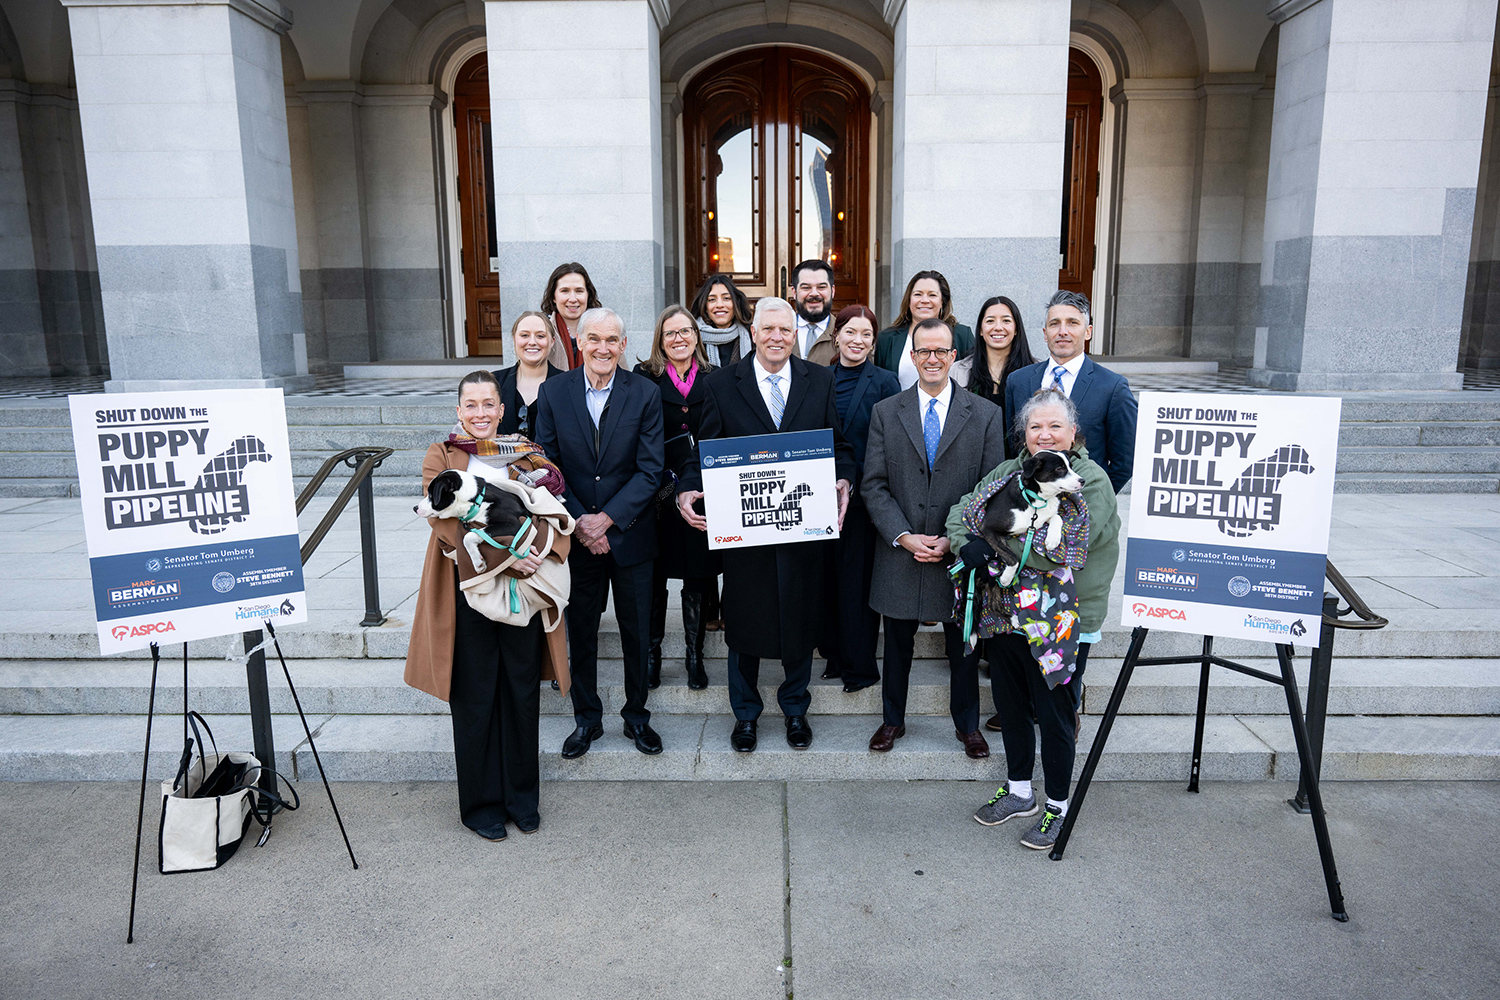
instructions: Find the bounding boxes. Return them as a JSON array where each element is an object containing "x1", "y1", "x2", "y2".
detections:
[{"x1": 666, "y1": 358, "x2": 698, "y2": 397}]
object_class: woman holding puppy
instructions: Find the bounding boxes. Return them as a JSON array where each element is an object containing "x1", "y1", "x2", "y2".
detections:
[
  {"x1": 945, "y1": 388, "x2": 1120, "y2": 852},
  {"x1": 406, "y1": 371, "x2": 572, "y2": 841}
]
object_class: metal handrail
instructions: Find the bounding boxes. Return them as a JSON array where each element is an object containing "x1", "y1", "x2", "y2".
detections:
[
  {"x1": 1322, "y1": 559, "x2": 1389, "y2": 631},
  {"x1": 295, "y1": 447, "x2": 393, "y2": 562}
]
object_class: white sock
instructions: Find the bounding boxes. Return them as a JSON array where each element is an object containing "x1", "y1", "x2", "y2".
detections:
[
  {"x1": 1008, "y1": 779, "x2": 1033, "y2": 801},
  {"x1": 1046, "y1": 798, "x2": 1069, "y2": 817}
]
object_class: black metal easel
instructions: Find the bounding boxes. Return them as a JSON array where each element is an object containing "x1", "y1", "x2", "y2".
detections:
[
  {"x1": 127, "y1": 627, "x2": 358, "y2": 943},
  {"x1": 1047, "y1": 625, "x2": 1350, "y2": 922}
]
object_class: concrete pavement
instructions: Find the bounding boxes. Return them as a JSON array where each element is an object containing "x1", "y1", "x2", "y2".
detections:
[{"x1": 1, "y1": 779, "x2": 1496, "y2": 1000}]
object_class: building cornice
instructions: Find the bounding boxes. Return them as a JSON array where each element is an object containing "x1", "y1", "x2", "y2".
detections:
[{"x1": 59, "y1": 0, "x2": 292, "y2": 34}]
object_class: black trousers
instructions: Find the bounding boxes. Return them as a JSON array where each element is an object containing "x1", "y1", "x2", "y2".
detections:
[
  {"x1": 826, "y1": 503, "x2": 880, "y2": 685},
  {"x1": 451, "y1": 570, "x2": 544, "y2": 831},
  {"x1": 987, "y1": 632, "x2": 1089, "y2": 804},
  {"x1": 881, "y1": 618, "x2": 980, "y2": 732},
  {"x1": 566, "y1": 545, "x2": 653, "y2": 728},
  {"x1": 726, "y1": 651, "x2": 813, "y2": 721}
]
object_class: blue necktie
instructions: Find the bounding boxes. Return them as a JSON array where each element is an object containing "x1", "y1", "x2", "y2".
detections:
[
  {"x1": 924, "y1": 396, "x2": 940, "y2": 469},
  {"x1": 767, "y1": 374, "x2": 785, "y2": 428},
  {"x1": 1051, "y1": 365, "x2": 1067, "y2": 392}
]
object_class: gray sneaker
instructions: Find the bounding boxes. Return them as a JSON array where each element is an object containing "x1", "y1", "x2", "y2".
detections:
[
  {"x1": 1020, "y1": 804, "x2": 1066, "y2": 850},
  {"x1": 973, "y1": 785, "x2": 1039, "y2": 826}
]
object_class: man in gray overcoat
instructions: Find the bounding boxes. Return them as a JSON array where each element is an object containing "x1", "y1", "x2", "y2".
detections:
[{"x1": 860, "y1": 318, "x2": 1008, "y2": 759}]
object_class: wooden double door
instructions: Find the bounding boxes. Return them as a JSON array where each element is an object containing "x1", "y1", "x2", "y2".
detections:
[
  {"x1": 453, "y1": 52, "x2": 504, "y2": 357},
  {"x1": 683, "y1": 48, "x2": 871, "y2": 312},
  {"x1": 1059, "y1": 49, "x2": 1103, "y2": 300}
]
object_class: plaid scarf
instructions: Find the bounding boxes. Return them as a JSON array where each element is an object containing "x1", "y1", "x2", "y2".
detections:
[
  {"x1": 447, "y1": 427, "x2": 567, "y2": 496},
  {"x1": 953, "y1": 472, "x2": 1090, "y2": 689}
]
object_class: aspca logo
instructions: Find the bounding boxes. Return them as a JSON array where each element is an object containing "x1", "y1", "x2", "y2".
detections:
[
  {"x1": 111, "y1": 621, "x2": 177, "y2": 640},
  {"x1": 1131, "y1": 602, "x2": 1187, "y2": 621},
  {"x1": 714, "y1": 535, "x2": 743, "y2": 544}
]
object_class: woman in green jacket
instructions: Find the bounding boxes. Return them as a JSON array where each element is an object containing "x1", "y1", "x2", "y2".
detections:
[
  {"x1": 945, "y1": 387, "x2": 1121, "y2": 852},
  {"x1": 873, "y1": 270, "x2": 974, "y2": 389}
]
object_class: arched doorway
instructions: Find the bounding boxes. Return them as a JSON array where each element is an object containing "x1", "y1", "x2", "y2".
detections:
[
  {"x1": 1060, "y1": 49, "x2": 1103, "y2": 302},
  {"x1": 453, "y1": 52, "x2": 503, "y2": 357},
  {"x1": 683, "y1": 48, "x2": 871, "y2": 311}
]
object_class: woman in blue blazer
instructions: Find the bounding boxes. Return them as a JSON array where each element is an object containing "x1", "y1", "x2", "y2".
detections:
[{"x1": 824, "y1": 305, "x2": 901, "y2": 691}]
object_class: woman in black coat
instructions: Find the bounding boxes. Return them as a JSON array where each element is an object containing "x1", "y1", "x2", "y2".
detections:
[
  {"x1": 491, "y1": 311, "x2": 564, "y2": 441},
  {"x1": 822, "y1": 304, "x2": 900, "y2": 691},
  {"x1": 633, "y1": 305, "x2": 720, "y2": 689}
]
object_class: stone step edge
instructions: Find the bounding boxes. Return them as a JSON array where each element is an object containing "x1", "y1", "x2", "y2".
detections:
[{"x1": 2, "y1": 713, "x2": 1495, "y2": 783}]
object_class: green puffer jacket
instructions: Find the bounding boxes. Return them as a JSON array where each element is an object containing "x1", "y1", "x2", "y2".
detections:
[{"x1": 944, "y1": 444, "x2": 1121, "y2": 633}]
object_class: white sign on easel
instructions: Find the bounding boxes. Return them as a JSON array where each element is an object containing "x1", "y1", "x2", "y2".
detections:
[
  {"x1": 68, "y1": 389, "x2": 308, "y2": 654},
  {"x1": 1120, "y1": 391, "x2": 1341, "y2": 646}
]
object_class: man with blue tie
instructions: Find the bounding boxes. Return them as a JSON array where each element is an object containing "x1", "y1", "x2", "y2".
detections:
[
  {"x1": 861, "y1": 318, "x2": 1007, "y2": 758},
  {"x1": 1003, "y1": 290, "x2": 1138, "y2": 492},
  {"x1": 536, "y1": 307, "x2": 666, "y2": 758},
  {"x1": 677, "y1": 297, "x2": 856, "y2": 752}
]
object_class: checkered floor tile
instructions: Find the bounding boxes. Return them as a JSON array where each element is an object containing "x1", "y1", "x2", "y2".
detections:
[{"x1": 2, "y1": 365, "x2": 1497, "y2": 403}]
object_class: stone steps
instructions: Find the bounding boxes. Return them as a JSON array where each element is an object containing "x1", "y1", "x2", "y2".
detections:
[
  {"x1": 2, "y1": 657, "x2": 1494, "y2": 718},
  {"x1": 2, "y1": 711, "x2": 1494, "y2": 783}
]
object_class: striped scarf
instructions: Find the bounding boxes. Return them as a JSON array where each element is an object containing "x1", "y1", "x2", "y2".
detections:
[{"x1": 447, "y1": 427, "x2": 567, "y2": 497}]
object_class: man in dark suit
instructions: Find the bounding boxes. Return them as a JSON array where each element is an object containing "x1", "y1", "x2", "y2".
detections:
[
  {"x1": 1003, "y1": 290, "x2": 1138, "y2": 492},
  {"x1": 677, "y1": 297, "x2": 856, "y2": 752},
  {"x1": 536, "y1": 307, "x2": 665, "y2": 758},
  {"x1": 861, "y1": 318, "x2": 1009, "y2": 759}
]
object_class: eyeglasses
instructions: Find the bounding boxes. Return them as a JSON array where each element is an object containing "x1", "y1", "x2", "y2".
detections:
[
  {"x1": 663, "y1": 327, "x2": 696, "y2": 341},
  {"x1": 911, "y1": 348, "x2": 956, "y2": 360}
]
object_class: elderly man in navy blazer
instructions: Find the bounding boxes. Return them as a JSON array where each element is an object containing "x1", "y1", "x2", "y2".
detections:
[
  {"x1": 1004, "y1": 290, "x2": 1138, "y2": 492},
  {"x1": 537, "y1": 307, "x2": 665, "y2": 759}
]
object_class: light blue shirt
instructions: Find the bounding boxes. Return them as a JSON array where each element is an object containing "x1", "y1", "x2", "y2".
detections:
[{"x1": 584, "y1": 372, "x2": 615, "y2": 427}]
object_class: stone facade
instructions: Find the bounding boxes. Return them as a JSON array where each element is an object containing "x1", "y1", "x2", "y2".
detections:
[{"x1": 0, "y1": 0, "x2": 1498, "y2": 386}]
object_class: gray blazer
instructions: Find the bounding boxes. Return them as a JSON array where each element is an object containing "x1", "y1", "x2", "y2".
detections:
[{"x1": 860, "y1": 382, "x2": 1008, "y2": 621}]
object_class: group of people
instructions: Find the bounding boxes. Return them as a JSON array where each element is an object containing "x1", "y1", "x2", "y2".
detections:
[{"x1": 405, "y1": 259, "x2": 1139, "y2": 851}]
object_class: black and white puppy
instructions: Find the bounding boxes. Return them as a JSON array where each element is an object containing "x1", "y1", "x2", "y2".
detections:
[
  {"x1": 415, "y1": 469, "x2": 529, "y2": 573},
  {"x1": 978, "y1": 449, "x2": 1086, "y2": 586}
]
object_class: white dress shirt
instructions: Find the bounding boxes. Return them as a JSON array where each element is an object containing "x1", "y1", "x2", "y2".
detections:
[
  {"x1": 752, "y1": 354, "x2": 792, "y2": 423},
  {"x1": 796, "y1": 315, "x2": 829, "y2": 358},
  {"x1": 1044, "y1": 352, "x2": 1087, "y2": 397},
  {"x1": 584, "y1": 371, "x2": 615, "y2": 426},
  {"x1": 896, "y1": 330, "x2": 919, "y2": 389}
]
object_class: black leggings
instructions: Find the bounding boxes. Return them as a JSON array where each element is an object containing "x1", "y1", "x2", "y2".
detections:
[{"x1": 986, "y1": 632, "x2": 1089, "y2": 804}]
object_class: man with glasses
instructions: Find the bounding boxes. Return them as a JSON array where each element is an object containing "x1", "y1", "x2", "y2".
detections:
[{"x1": 860, "y1": 317, "x2": 1007, "y2": 759}]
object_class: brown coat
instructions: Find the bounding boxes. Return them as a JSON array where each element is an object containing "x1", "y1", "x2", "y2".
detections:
[{"x1": 404, "y1": 442, "x2": 572, "y2": 701}]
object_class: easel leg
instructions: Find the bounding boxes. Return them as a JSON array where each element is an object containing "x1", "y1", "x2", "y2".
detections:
[
  {"x1": 1050, "y1": 627, "x2": 1148, "y2": 860},
  {"x1": 1277, "y1": 643, "x2": 1348, "y2": 921},
  {"x1": 126, "y1": 642, "x2": 162, "y2": 944},
  {"x1": 1188, "y1": 635, "x2": 1213, "y2": 793},
  {"x1": 264, "y1": 622, "x2": 359, "y2": 869}
]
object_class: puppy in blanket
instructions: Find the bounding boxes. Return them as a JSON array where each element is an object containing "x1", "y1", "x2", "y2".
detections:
[{"x1": 953, "y1": 471, "x2": 1089, "y2": 689}]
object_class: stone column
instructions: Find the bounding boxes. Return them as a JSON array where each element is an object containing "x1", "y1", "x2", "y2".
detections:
[
  {"x1": 485, "y1": 0, "x2": 665, "y2": 360},
  {"x1": 294, "y1": 81, "x2": 376, "y2": 365},
  {"x1": 1186, "y1": 73, "x2": 1265, "y2": 362},
  {"x1": 886, "y1": 0, "x2": 1069, "y2": 345},
  {"x1": 1255, "y1": 0, "x2": 1496, "y2": 390},
  {"x1": 63, "y1": 0, "x2": 310, "y2": 391}
]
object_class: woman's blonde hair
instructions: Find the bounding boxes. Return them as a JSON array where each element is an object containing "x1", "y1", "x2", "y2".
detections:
[{"x1": 641, "y1": 304, "x2": 714, "y2": 377}]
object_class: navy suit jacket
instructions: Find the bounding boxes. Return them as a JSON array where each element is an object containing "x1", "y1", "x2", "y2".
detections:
[
  {"x1": 1004, "y1": 356, "x2": 1138, "y2": 493},
  {"x1": 536, "y1": 366, "x2": 664, "y2": 567},
  {"x1": 829, "y1": 361, "x2": 901, "y2": 488}
]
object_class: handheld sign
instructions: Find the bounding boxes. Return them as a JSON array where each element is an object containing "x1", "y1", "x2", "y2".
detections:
[
  {"x1": 699, "y1": 429, "x2": 840, "y2": 550},
  {"x1": 1121, "y1": 392, "x2": 1340, "y2": 645},
  {"x1": 68, "y1": 389, "x2": 308, "y2": 654}
]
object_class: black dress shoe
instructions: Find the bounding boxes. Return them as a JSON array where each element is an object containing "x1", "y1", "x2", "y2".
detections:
[
  {"x1": 821, "y1": 664, "x2": 842, "y2": 680},
  {"x1": 785, "y1": 715, "x2": 813, "y2": 749},
  {"x1": 624, "y1": 721, "x2": 663, "y2": 755},
  {"x1": 731, "y1": 719, "x2": 757, "y2": 752},
  {"x1": 842, "y1": 678, "x2": 878, "y2": 694},
  {"x1": 514, "y1": 816, "x2": 540, "y2": 835},
  {"x1": 472, "y1": 822, "x2": 507, "y2": 841},
  {"x1": 560, "y1": 724, "x2": 603, "y2": 759}
]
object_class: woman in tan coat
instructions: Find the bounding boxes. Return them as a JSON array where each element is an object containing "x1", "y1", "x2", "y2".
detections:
[{"x1": 406, "y1": 370, "x2": 572, "y2": 841}]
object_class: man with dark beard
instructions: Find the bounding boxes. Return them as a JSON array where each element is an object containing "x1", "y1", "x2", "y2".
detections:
[{"x1": 791, "y1": 259, "x2": 838, "y2": 364}]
